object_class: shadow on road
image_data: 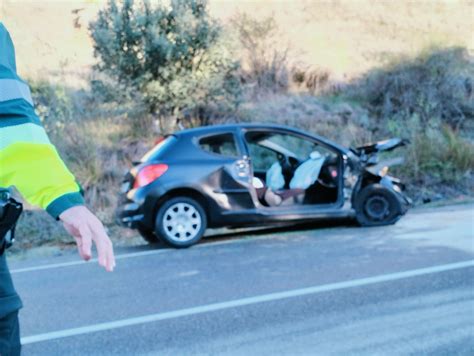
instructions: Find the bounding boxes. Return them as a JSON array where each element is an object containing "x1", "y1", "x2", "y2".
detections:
[
  {"x1": 136, "y1": 218, "x2": 358, "y2": 251},
  {"x1": 204, "y1": 218, "x2": 357, "y2": 241}
]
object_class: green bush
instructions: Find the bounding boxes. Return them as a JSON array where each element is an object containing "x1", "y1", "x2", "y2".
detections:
[
  {"x1": 89, "y1": 0, "x2": 241, "y2": 133},
  {"x1": 350, "y1": 47, "x2": 474, "y2": 131}
]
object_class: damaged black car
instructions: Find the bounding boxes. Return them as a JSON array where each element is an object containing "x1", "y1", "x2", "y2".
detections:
[{"x1": 117, "y1": 124, "x2": 411, "y2": 247}]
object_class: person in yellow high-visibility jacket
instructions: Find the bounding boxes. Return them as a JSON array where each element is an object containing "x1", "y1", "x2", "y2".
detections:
[{"x1": 0, "y1": 23, "x2": 115, "y2": 355}]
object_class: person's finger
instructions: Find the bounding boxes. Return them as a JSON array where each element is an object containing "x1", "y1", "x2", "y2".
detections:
[
  {"x1": 102, "y1": 233, "x2": 115, "y2": 272},
  {"x1": 100, "y1": 224, "x2": 116, "y2": 271},
  {"x1": 89, "y1": 222, "x2": 110, "y2": 269},
  {"x1": 106, "y1": 237, "x2": 116, "y2": 271},
  {"x1": 78, "y1": 223, "x2": 93, "y2": 261},
  {"x1": 74, "y1": 236, "x2": 86, "y2": 260}
]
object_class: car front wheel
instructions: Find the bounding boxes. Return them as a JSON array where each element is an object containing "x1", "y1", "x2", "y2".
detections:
[
  {"x1": 354, "y1": 184, "x2": 403, "y2": 226},
  {"x1": 155, "y1": 197, "x2": 207, "y2": 248}
]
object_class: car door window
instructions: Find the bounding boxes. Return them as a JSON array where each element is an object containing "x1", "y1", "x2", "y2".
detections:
[
  {"x1": 199, "y1": 133, "x2": 239, "y2": 158},
  {"x1": 247, "y1": 142, "x2": 279, "y2": 171},
  {"x1": 245, "y1": 131, "x2": 319, "y2": 163}
]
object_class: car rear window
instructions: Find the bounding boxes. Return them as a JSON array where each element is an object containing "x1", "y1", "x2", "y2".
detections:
[
  {"x1": 198, "y1": 133, "x2": 239, "y2": 158},
  {"x1": 141, "y1": 135, "x2": 177, "y2": 162}
]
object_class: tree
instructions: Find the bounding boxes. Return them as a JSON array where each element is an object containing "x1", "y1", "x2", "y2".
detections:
[{"x1": 90, "y1": 0, "x2": 241, "y2": 132}]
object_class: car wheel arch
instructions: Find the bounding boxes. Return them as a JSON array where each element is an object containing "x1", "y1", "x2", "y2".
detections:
[{"x1": 351, "y1": 174, "x2": 382, "y2": 206}]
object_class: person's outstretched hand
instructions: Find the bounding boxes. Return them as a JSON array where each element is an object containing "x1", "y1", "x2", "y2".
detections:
[{"x1": 59, "y1": 206, "x2": 116, "y2": 272}]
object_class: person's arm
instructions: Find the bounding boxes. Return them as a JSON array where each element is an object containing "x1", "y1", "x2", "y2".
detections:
[{"x1": 0, "y1": 23, "x2": 115, "y2": 271}]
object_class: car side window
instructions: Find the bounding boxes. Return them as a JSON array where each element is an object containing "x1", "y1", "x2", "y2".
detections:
[
  {"x1": 199, "y1": 133, "x2": 240, "y2": 158},
  {"x1": 267, "y1": 134, "x2": 317, "y2": 161},
  {"x1": 247, "y1": 142, "x2": 279, "y2": 171}
]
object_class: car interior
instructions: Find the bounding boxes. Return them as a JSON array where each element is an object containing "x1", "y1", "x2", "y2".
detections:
[
  {"x1": 245, "y1": 131, "x2": 340, "y2": 207},
  {"x1": 199, "y1": 133, "x2": 240, "y2": 157}
]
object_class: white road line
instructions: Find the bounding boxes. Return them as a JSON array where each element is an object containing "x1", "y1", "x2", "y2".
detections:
[
  {"x1": 21, "y1": 259, "x2": 474, "y2": 345},
  {"x1": 10, "y1": 232, "x2": 281, "y2": 274},
  {"x1": 10, "y1": 249, "x2": 169, "y2": 274}
]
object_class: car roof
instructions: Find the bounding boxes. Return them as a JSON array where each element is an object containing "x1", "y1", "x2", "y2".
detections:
[
  {"x1": 174, "y1": 123, "x2": 349, "y2": 153},
  {"x1": 174, "y1": 123, "x2": 287, "y2": 135}
]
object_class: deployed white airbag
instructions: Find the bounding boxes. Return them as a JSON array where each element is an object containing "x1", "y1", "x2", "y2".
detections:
[
  {"x1": 289, "y1": 151, "x2": 325, "y2": 189},
  {"x1": 265, "y1": 162, "x2": 285, "y2": 190}
]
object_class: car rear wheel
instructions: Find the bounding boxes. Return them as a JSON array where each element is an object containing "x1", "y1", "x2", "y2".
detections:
[
  {"x1": 354, "y1": 184, "x2": 402, "y2": 226},
  {"x1": 155, "y1": 197, "x2": 207, "y2": 248}
]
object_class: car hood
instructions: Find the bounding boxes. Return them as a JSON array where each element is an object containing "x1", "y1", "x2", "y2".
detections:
[{"x1": 355, "y1": 138, "x2": 408, "y2": 155}]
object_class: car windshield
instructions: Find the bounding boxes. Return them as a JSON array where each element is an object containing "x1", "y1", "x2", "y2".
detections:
[{"x1": 246, "y1": 132, "x2": 317, "y2": 161}]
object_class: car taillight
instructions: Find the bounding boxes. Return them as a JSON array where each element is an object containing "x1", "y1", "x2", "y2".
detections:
[{"x1": 133, "y1": 164, "x2": 168, "y2": 189}]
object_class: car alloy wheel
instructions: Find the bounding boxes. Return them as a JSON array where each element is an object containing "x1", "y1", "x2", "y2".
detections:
[{"x1": 162, "y1": 202, "x2": 202, "y2": 243}]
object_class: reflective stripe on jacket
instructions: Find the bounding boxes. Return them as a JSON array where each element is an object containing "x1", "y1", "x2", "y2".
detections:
[{"x1": 0, "y1": 23, "x2": 84, "y2": 219}]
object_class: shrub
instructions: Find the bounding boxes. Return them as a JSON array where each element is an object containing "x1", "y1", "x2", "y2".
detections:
[
  {"x1": 350, "y1": 47, "x2": 474, "y2": 131},
  {"x1": 89, "y1": 0, "x2": 241, "y2": 132},
  {"x1": 231, "y1": 13, "x2": 289, "y2": 94}
]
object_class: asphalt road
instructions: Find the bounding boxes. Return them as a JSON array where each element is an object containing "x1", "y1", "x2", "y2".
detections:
[{"x1": 8, "y1": 204, "x2": 474, "y2": 355}]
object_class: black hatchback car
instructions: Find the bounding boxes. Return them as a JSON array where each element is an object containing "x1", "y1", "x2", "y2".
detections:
[{"x1": 117, "y1": 124, "x2": 411, "y2": 247}]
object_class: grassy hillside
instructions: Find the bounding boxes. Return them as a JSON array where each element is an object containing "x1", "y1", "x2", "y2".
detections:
[{"x1": 1, "y1": 0, "x2": 472, "y2": 251}]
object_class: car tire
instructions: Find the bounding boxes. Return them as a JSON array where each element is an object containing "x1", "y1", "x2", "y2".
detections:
[
  {"x1": 154, "y1": 197, "x2": 207, "y2": 248},
  {"x1": 354, "y1": 184, "x2": 403, "y2": 226},
  {"x1": 137, "y1": 225, "x2": 160, "y2": 244}
]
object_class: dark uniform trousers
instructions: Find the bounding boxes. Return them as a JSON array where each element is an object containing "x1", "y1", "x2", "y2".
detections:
[
  {"x1": 0, "y1": 311, "x2": 20, "y2": 356},
  {"x1": 0, "y1": 253, "x2": 22, "y2": 356}
]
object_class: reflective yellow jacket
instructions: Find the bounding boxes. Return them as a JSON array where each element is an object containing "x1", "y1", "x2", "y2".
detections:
[{"x1": 0, "y1": 23, "x2": 84, "y2": 218}]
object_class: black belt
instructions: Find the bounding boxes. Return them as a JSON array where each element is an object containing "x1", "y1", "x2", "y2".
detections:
[{"x1": 0, "y1": 190, "x2": 23, "y2": 255}]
